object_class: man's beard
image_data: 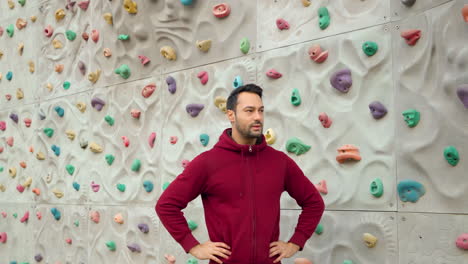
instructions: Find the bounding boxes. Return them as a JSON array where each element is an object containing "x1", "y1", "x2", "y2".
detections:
[{"x1": 235, "y1": 119, "x2": 263, "y2": 139}]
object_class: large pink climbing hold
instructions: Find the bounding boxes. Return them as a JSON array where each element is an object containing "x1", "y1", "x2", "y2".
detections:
[
  {"x1": 17, "y1": 184, "x2": 25, "y2": 193},
  {"x1": 212, "y1": 3, "x2": 231, "y2": 18},
  {"x1": 6, "y1": 137, "x2": 14, "y2": 147},
  {"x1": 138, "y1": 55, "x2": 150, "y2": 65},
  {"x1": 266, "y1": 69, "x2": 282, "y2": 79},
  {"x1": 462, "y1": 4, "x2": 468, "y2": 23},
  {"x1": 401, "y1": 29, "x2": 421, "y2": 46},
  {"x1": 315, "y1": 180, "x2": 328, "y2": 194},
  {"x1": 148, "y1": 132, "x2": 156, "y2": 148},
  {"x1": 20, "y1": 211, "x2": 29, "y2": 223},
  {"x1": 36, "y1": 211, "x2": 42, "y2": 220},
  {"x1": 122, "y1": 136, "x2": 130, "y2": 147},
  {"x1": 0, "y1": 232, "x2": 7, "y2": 243},
  {"x1": 24, "y1": 118, "x2": 32, "y2": 127},
  {"x1": 91, "y1": 181, "x2": 100, "y2": 192},
  {"x1": 44, "y1": 25, "x2": 54, "y2": 37},
  {"x1": 308, "y1": 45, "x2": 328, "y2": 63},
  {"x1": 0, "y1": 121, "x2": 6, "y2": 131},
  {"x1": 318, "y1": 113, "x2": 332, "y2": 128},
  {"x1": 78, "y1": 0, "x2": 90, "y2": 10},
  {"x1": 197, "y1": 71, "x2": 209, "y2": 85},
  {"x1": 456, "y1": 233, "x2": 468, "y2": 250},
  {"x1": 142, "y1": 83, "x2": 156, "y2": 98},
  {"x1": 91, "y1": 29, "x2": 99, "y2": 43},
  {"x1": 276, "y1": 18, "x2": 290, "y2": 30},
  {"x1": 90, "y1": 211, "x2": 100, "y2": 223}
]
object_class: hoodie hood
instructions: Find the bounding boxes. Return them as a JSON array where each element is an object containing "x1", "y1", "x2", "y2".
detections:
[{"x1": 214, "y1": 128, "x2": 267, "y2": 154}]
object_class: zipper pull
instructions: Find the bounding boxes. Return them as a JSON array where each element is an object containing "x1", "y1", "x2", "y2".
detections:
[{"x1": 249, "y1": 145, "x2": 252, "y2": 152}]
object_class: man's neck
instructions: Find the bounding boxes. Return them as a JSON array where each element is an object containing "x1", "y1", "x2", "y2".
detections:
[{"x1": 229, "y1": 129, "x2": 257, "y2": 145}]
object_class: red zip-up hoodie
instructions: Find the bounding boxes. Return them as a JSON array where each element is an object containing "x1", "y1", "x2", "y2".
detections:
[{"x1": 156, "y1": 128, "x2": 325, "y2": 264}]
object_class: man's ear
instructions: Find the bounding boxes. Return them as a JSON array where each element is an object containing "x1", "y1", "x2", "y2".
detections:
[{"x1": 226, "y1": 109, "x2": 235, "y2": 123}]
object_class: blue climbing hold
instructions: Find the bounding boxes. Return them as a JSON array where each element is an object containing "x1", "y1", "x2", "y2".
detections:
[
  {"x1": 72, "y1": 182, "x2": 80, "y2": 191},
  {"x1": 397, "y1": 180, "x2": 426, "y2": 203},
  {"x1": 143, "y1": 180, "x2": 154, "y2": 193},
  {"x1": 51, "y1": 145, "x2": 61, "y2": 156},
  {"x1": 200, "y1": 134, "x2": 209, "y2": 147},
  {"x1": 233, "y1": 76, "x2": 243, "y2": 89},
  {"x1": 6, "y1": 71, "x2": 13, "y2": 81},
  {"x1": 54, "y1": 106, "x2": 65, "y2": 117},
  {"x1": 51, "y1": 207, "x2": 61, "y2": 220},
  {"x1": 180, "y1": 0, "x2": 193, "y2": 5}
]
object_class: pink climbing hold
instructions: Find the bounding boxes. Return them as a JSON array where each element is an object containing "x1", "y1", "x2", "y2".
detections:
[
  {"x1": 213, "y1": 3, "x2": 231, "y2": 18},
  {"x1": 148, "y1": 132, "x2": 156, "y2": 148},
  {"x1": 36, "y1": 211, "x2": 42, "y2": 220},
  {"x1": 276, "y1": 18, "x2": 290, "y2": 30},
  {"x1": 20, "y1": 211, "x2": 29, "y2": 223},
  {"x1": 0, "y1": 232, "x2": 7, "y2": 243},
  {"x1": 164, "y1": 254, "x2": 176, "y2": 264},
  {"x1": 122, "y1": 136, "x2": 130, "y2": 147},
  {"x1": 197, "y1": 71, "x2": 209, "y2": 85},
  {"x1": 6, "y1": 137, "x2": 13, "y2": 147},
  {"x1": 78, "y1": 0, "x2": 90, "y2": 10},
  {"x1": 44, "y1": 25, "x2": 54, "y2": 37},
  {"x1": 1, "y1": 212, "x2": 6, "y2": 218},
  {"x1": 24, "y1": 118, "x2": 32, "y2": 127},
  {"x1": 170, "y1": 136, "x2": 178, "y2": 144},
  {"x1": 0, "y1": 147, "x2": 3, "y2": 153},
  {"x1": 90, "y1": 211, "x2": 100, "y2": 223},
  {"x1": 308, "y1": 45, "x2": 328, "y2": 63},
  {"x1": 401, "y1": 29, "x2": 421, "y2": 46},
  {"x1": 17, "y1": 184, "x2": 25, "y2": 193},
  {"x1": 66, "y1": 238, "x2": 72, "y2": 244},
  {"x1": 5, "y1": 94, "x2": 12, "y2": 101},
  {"x1": 91, "y1": 29, "x2": 99, "y2": 43},
  {"x1": 0, "y1": 121, "x2": 6, "y2": 131},
  {"x1": 82, "y1": 32, "x2": 89, "y2": 41},
  {"x1": 456, "y1": 233, "x2": 468, "y2": 250},
  {"x1": 318, "y1": 113, "x2": 332, "y2": 128},
  {"x1": 0, "y1": 27, "x2": 3, "y2": 36},
  {"x1": 181, "y1": 159, "x2": 190, "y2": 168},
  {"x1": 91, "y1": 181, "x2": 100, "y2": 192},
  {"x1": 130, "y1": 109, "x2": 141, "y2": 119},
  {"x1": 315, "y1": 180, "x2": 328, "y2": 194},
  {"x1": 138, "y1": 55, "x2": 150, "y2": 65},
  {"x1": 142, "y1": 83, "x2": 156, "y2": 98},
  {"x1": 266, "y1": 69, "x2": 282, "y2": 79}
]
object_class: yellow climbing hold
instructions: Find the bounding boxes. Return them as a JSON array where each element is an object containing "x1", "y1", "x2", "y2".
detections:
[
  {"x1": 36, "y1": 152, "x2": 45, "y2": 160},
  {"x1": 196, "y1": 40, "x2": 212, "y2": 52},
  {"x1": 23, "y1": 177, "x2": 32, "y2": 188},
  {"x1": 52, "y1": 39, "x2": 63, "y2": 49},
  {"x1": 18, "y1": 42, "x2": 24, "y2": 55},
  {"x1": 31, "y1": 15, "x2": 37, "y2": 22},
  {"x1": 65, "y1": 130, "x2": 76, "y2": 140},
  {"x1": 55, "y1": 8, "x2": 66, "y2": 21},
  {"x1": 16, "y1": 88, "x2": 24, "y2": 99},
  {"x1": 29, "y1": 61, "x2": 35, "y2": 73},
  {"x1": 0, "y1": 184, "x2": 5, "y2": 192},
  {"x1": 124, "y1": 0, "x2": 138, "y2": 14},
  {"x1": 9, "y1": 167, "x2": 17, "y2": 178},
  {"x1": 0, "y1": 50, "x2": 3, "y2": 58},
  {"x1": 363, "y1": 233, "x2": 378, "y2": 248},
  {"x1": 89, "y1": 142, "x2": 103, "y2": 153},
  {"x1": 302, "y1": 0, "x2": 311, "y2": 7},
  {"x1": 214, "y1": 96, "x2": 227, "y2": 113},
  {"x1": 46, "y1": 83, "x2": 53, "y2": 91},
  {"x1": 52, "y1": 189, "x2": 64, "y2": 198},
  {"x1": 103, "y1": 13, "x2": 113, "y2": 25},
  {"x1": 264, "y1": 128, "x2": 276, "y2": 145},
  {"x1": 76, "y1": 102, "x2": 86, "y2": 112},
  {"x1": 8, "y1": 0, "x2": 14, "y2": 9},
  {"x1": 88, "y1": 70, "x2": 101, "y2": 83},
  {"x1": 160, "y1": 46, "x2": 177, "y2": 61}
]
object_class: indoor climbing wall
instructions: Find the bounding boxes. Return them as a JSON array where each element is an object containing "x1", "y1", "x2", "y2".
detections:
[{"x1": 0, "y1": 0, "x2": 467, "y2": 263}]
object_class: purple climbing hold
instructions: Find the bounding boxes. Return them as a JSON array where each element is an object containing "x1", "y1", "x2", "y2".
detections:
[
  {"x1": 34, "y1": 254, "x2": 43, "y2": 262},
  {"x1": 91, "y1": 97, "x2": 106, "y2": 111},
  {"x1": 186, "y1": 104, "x2": 204, "y2": 117},
  {"x1": 78, "y1": 61, "x2": 86, "y2": 76},
  {"x1": 127, "y1": 243, "x2": 142, "y2": 253},
  {"x1": 166, "y1": 76, "x2": 177, "y2": 94},
  {"x1": 368, "y1": 101, "x2": 388, "y2": 119},
  {"x1": 330, "y1": 68, "x2": 353, "y2": 93},
  {"x1": 138, "y1": 223, "x2": 149, "y2": 233},
  {"x1": 9, "y1": 113, "x2": 18, "y2": 123},
  {"x1": 456, "y1": 85, "x2": 468, "y2": 108}
]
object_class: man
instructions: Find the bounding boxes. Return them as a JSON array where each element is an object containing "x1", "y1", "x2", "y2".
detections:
[{"x1": 156, "y1": 84, "x2": 325, "y2": 264}]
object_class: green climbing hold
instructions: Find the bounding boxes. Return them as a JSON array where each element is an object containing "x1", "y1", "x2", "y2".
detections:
[
  {"x1": 0, "y1": 167, "x2": 3, "y2": 172},
  {"x1": 370, "y1": 178, "x2": 384, "y2": 198},
  {"x1": 66, "y1": 30, "x2": 76, "y2": 41},
  {"x1": 118, "y1": 34, "x2": 130, "y2": 40},
  {"x1": 43, "y1": 128, "x2": 54, "y2": 138},
  {"x1": 6, "y1": 24, "x2": 14, "y2": 37},
  {"x1": 105, "y1": 154, "x2": 115, "y2": 165},
  {"x1": 13, "y1": 213, "x2": 18, "y2": 218},
  {"x1": 402, "y1": 109, "x2": 420, "y2": 128},
  {"x1": 444, "y1": 146, "x2": 459, "y2": 166},
  {"x1": 116, "y1": 183, "x2": 126, "y2": 192},
  {"x1": 187, "y1": 258, "x2": 198, "y2": 264},
  {"x1": 240, "y1": 37, "x2": 250, "y2": 54},
  {"x1": 131, "y1": 159, "x2": 141, "y2": 172},
  {"x1": 66, "y1": 164, "x2": 75, "y2": 175},
  {"x1": 318, "y1": 7, "x2": 330, "y2": 30},
  {"x1": 362, "y1": 41, "x2": 378, "y2": 56},
  {"x1": 162, "y1": 181, "x2": 170, "y2": 190},
  {"x1": 343, "y1": 261, "x2": 354, "y2": 264},
  {"x1": 114, "y1": 64, "x2": 131, "y2": 79},
  {"x1": 315, "y1": 223, "x2": 324, "y2": 235},
  {"x1": 63, "y1": 81, "x2": 71, "y2": 90},
  {"x1": 200, "y1": 134, "x2": 209, "y2": 147},
  {"x1": 18, "y1": 0, "x2": 26, "y2": 6},
  {"x1": 74, "y1": 220, "x2": 79, "y2": 227},
  {"x1": 104, "y1": 115, "x2": 115, "y2": 126},
  {"x1": 105, "y1": 241, "x2": 116, "y2": 251},
  {"x1": 286, "y1": 137, "x2": 311, "y2": 155},
  {"x1": 291, "y1": 88, "x2": 301, "y2": 106},
  {"x1": 187, "y1": 220, "x2": 198, "y2": 231}
]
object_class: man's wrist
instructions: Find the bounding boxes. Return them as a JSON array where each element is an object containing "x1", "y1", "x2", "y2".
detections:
[{"x1": 288, "y1": 242, "x2": 300, "y2": 251}]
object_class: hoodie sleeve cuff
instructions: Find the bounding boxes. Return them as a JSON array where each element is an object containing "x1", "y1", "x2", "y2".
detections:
[
  {"x1": 288, "y1": 232, "x2": 308, "y2": 251},
  {"x1": 180, "y1": 233, "x2": 200, "y2": 253}
]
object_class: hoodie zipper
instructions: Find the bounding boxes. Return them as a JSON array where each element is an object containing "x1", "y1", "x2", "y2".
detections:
[{"x1": 248, "y1": 144, "x2": 256, "y2": 264}]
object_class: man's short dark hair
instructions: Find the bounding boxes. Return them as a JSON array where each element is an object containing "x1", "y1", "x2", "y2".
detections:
[{"x1": 226, "y1": 84, "x2": 263, "y2": 112}]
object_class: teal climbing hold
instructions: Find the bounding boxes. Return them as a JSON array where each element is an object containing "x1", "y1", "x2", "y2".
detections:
[
  {"x1": 162, "y1": 181, "x2": 170, "y2": 190},
  {"x1": 0, "y1": 167, "x2": 3, "y2": 172},
  {"x1": 72, "y1": 182, "x2": 80, "y2": 191},
  {"x1": 66, "y1": 30, "x2": 76, "y2": 41},
  {"x1": 6, "y1": 71, "x2": 13, "y2": 81},
  {"x1": 63, "y1": 81, "x2": 71, "y2": 90},
  {"x1": 343, "y1": 261, "x2": 354, "y2": 264},
  {"x1": 114, "y1": 64, "x2": 131, "y2": 79},
  {"x1": 66, "y1": 164, "x2": 75, "y2": 175},
  {"x1": 6, "y1": 24, "x2": 14, "y2": 37},
  {"x1": 286, "y1": 137, "x2": 311, "y2": 155},
  {"x1": 54, "y1": 106, "x2": 65, "y2": 117},
  {"x1": 13, "y1": 213, "x2": 18, "y2": 218},
  {"x1": 105, "y1": 154, "x2": 115, "y2": 165},
  {"x1": 104, "y1": 115, "x2": 115, "y2": 126},
  {"x1": 370, "y1": 178, "x2": 384, "y2": 198},
  {"x1": 187, "y1": 220, "x2": 198, "y2": 231},
  {"x1": 240, "y1": 37, "x2": 250, "y2": 54},
  {"x1": 291, "y1": 88, "x2": 301, "y2": 106},
  {"x1": 50, "y1": 207, "x2": 61, "y2": 220},
  {"x1": 444, "y1": 146, "x2": 459, "y2": 166},
  {"x1": 118, "y1": 34, "x2": 130, "y2": 40},
  {"x1": 233, "y1": 76, "x2": 243, "y2": 89},
  {"x1": 143, "y1": 180, "x2": 154, "y2": 192},
  {"x1": 200, "y1": 134, "x2": 209, "y2": 147},
  {"x1": 318, "y1": 7, "x2": 330, "y2": 30},
  {"x1": 51, "y1": 145, "x2": 61, "y2": 156},
  {"x1": 397, "y1": 180, "x2": 425, "y2": 203},
  {"x1": 131, "y1": 159, "x2": 141, "y2": 172},
  {"x1": 315, "y1": 223, "x2": 324, "y2": 235},
  {"x1": 117, "y1": 183, "x2": 126, "y2": 192},
  {"x1": 43, "y1": 128, "x2": 54, "y2": 138},
  {"x1": 362, "y1": 41, "x2": 378, "y2": 56},
  {"x1": 106, "y1": 241, "x2": 116, "y2": 251},
  {"x1": 74, "y1": 220, "x2": 79, "y2": 227},
  {"x1": 187, "y1": 258, "x2": 198, "y2": 264},
  {"x1": 180, "y1": 0, "x2": 193, "y2": 5}
]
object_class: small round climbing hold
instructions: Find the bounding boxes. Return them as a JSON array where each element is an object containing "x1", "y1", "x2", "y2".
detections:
[
  {"x1": 114, "y1": 213, "x2": 124, "y2": 224},
  {"x1": 318, "y1": 7, "x2": 330, "y2": 30},
  {"x1": 55, "y1": 8, "x2": 65, "y2": 21},
  {"x1": 63, "y1": 81, "x2": 71, "y2": 90},
  {"x1": 105, "y1": 115, "x2": 115, "y2": 126},
  {"x1": 143, "y1": 180, "x2": 154, "y2": 192},
  {"x1": 16, "y1": 18, "x2": 27, "y2": 30},
  {"x1": 142, "y1": 83, "x2": 156, "y2": 98},
  {"x1": 72, "y1": 182, "x2": 80, "y2": 191},
  {"x1": 402, "y1": 109, "x2": 420, "y2": 127},
  {"x1": 187, "y1": 258, "x2": 199, "y2": 264},
  {"x1": 9, "y1": 113, "x2": 18, "y2": 123},
  {"x1": 301, "y1": 0, "x2": 311, "y2": 7},
  {"x1": 291, "y1": 88, "x2": 301, "y2": 106},
  {"x1": 369, "y1": 101, "x2": 387, "y2": 119},
  {"x1": 276, "y1": 18, "x2": 290, "y2": 30},
  {"x1": 106, "y1": 241, "x2": 116, "y2": 251},
  {"x1": 166, "y1": 76, "x2": 177, "y2": 94},
  {"x1": 315, "y1": 223, "x2": 324, "y2": 235},
  {"x1": 34, "y1": 254, "x2": 43, "y2": 262},
  {"x1": 66, "y1": 164, "x2": 75, "y2": 175},
  {"x1": 6, "y1": 71, "x2": 13, "y2": 81},
  {"x1": 200, "y1": 134, "x2": 210, "y2": 147},
  {"x1": 196, "y1": 40, "x2": 212, "y2": 52},
  {"x1": 456, "y1": 233, "x2": 468, "y2": 250},
  {"x1": 187, "y1": 220, "x2": 198, "y2": 231},
  {"x1": 82, "y1": 32, "x2": 89, "y2": 41},
  {"x1": 286, "y1": 137, "x2": 311, "y2": 155},
  {"x1": 131, "y1": 109, "x2": 141, "y2": 119},
  {"x1": 91, "y1": 29, "x2": 99, "y2": 43},
  {"x1": 18, "y1": 0, "x2": 26, "y2": 6},
  {"x1": 370, "y1": 178, "x2": 384, "y2": 198},
  {"x1": 88, "y1": 70, "x2": 101, "y2": 83},
  {"x1": 131, "y1": 159, "x2": 141, "y2": 172},
  {"x1": 213, "y1": 3, "x2": 230, "y2": 18},
  {"x1": 138, "y1": 223, "x2": 149, "y2": 233},
  {"x1": 397, "y1": 180, "x2": 425, "y2": 202},
  {"x1": 363, "y1": 233, "x2": 378, "y2": 248},
  {"x1": 444, "y1": 146, "x2": 459, "y2": 166},
  {"x1": 91, "y1": 181, "x2": 100, "y2": 192},
  {"x1": 90, "y1": 211, "x2": 100, "y2": 223},
  {"x1": 89, "y1": 142, "x2": 103, "y2": 153},
  {"x1": 186, "y1": 104, "x2": 205, "y2": 117},
  {"x1": 240, "y1": 37, "x2": 250, "y2": 54},
  {"x1": 115, "y1": 64, "x2": 131, "y2": 79},
  {"x1": 66, "y1": 30, "x2": 76, "y2": 41},
  {"x1": 362, "y1": 41, "x2": 378, "y2": 56},
  {"x1": 105, "y1": 154, "x2": 115, "y2": 165},
  {"x1": 78, "y1": 0, "x2": 90, "y2": 10},
  {"x1": 127, "y1": 243, "x2": 141, "y2": 253},
  {"x1": 54, "y1": 106, "x2": 65, "y2": 117},
  {"x1": 330, "y1": 68, "x2": 352, "y2": 93},
  {"x1": 117, "y1": 183, "x2": 126, "y2": 192},
  {"x1": 103, "y1": 48, "x2": 112, "y2": 57},
  {"x1": 51, "y1": 145, "x2": 61, "y2": 156},
  {"x1": 315, "y1": 180, "x2": 328, "y2": 194},
  {"x1": 318, "y1": 113, "x2": 332, "y2": 128},
  {"x1": 44, "y1": 25, "x2": 53, "y2": 37}
]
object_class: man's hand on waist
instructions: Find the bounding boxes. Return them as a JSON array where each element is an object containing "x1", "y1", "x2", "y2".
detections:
[
  {"x1": 189, "y1": 240, "x2": 231, "y2": 264},
  {"x1": 269, "y1": 241, "x2": 300, "y2": 263}
]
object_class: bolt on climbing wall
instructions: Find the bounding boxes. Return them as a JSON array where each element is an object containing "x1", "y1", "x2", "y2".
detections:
[{"x1": 0, "y1": 0, "x2": 467, "y2": 263}]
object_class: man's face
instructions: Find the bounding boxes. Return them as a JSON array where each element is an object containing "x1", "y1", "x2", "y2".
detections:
[{"x1": 229, "y1": 92, "x2": 264, "y2": 140}]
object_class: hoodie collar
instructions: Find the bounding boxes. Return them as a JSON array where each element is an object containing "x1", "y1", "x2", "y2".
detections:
[{"x1": 214, "y1": 128, "x2": 267, "y2": 154}]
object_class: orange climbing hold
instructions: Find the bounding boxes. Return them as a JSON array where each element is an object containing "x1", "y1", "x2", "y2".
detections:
[{"x1": 336, "y1": 144, "x2": 361, "y2": 163}]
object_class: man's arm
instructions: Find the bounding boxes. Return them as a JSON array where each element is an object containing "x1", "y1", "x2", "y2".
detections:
[
  {"x1": 155, "y1": 155, "x2": 207, "y2": 253},
  {"x1": 284, "y1": 155, "x2": 325, "y2": 250}
]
